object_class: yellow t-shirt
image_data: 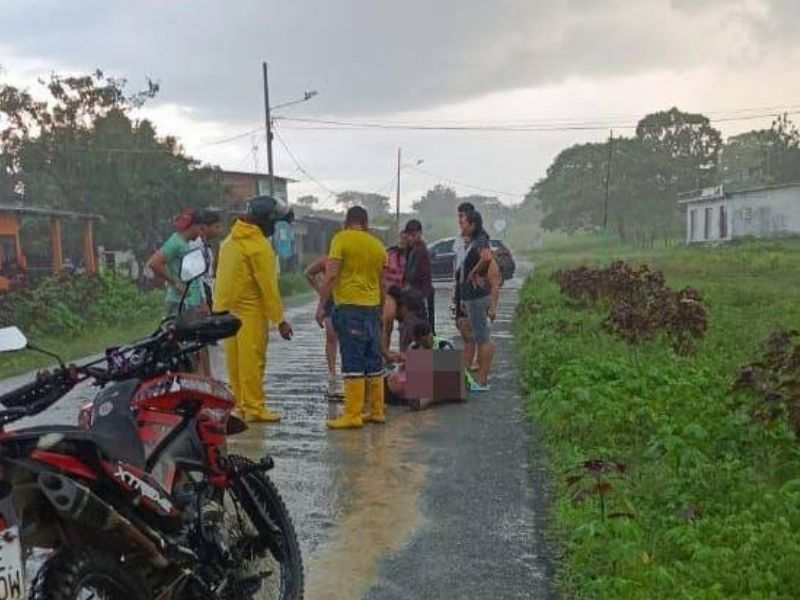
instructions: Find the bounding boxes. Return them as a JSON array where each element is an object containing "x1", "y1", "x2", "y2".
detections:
[{"x1": 329, "y1": 229, "x2": 387, "y2": 307}]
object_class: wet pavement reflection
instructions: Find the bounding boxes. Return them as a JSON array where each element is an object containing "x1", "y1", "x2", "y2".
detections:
[{"x1": 0, "y1": 270, "x2": 531, "y2": 599}]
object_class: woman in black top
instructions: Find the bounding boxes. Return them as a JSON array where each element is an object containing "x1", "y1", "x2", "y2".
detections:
[{"x1": 457, "y1": 210, "x2": 498, "y2": 391}]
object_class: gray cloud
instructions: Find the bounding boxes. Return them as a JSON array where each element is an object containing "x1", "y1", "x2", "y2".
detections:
[{"x1": 2, "y1": 0, "x2": 784, "y2": 121}]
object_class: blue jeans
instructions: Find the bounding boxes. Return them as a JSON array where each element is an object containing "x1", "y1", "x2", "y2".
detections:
[{"x1": 334, "y1": 306, "x2": 383, "y2": 378}]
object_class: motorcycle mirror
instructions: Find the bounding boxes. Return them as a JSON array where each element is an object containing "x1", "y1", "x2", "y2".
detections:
[
  {"x1": 0, "y1": 327, "x2": 27, "y2": 353},
  {"x1": 180, "y1": 247, "x2": 208, "y2": 283}
]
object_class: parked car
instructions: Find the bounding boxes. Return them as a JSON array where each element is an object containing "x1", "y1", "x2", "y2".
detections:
[{"x1": 428, "y1": 237, "x2": 515, "y2": 282}]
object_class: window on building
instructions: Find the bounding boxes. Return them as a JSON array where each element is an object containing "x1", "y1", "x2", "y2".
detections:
[
  {"x1": 704, "y1": 207, "x2": 712, "y2": 240},
  {"x1": 0, "y1": 235, "x2": 17, "y2": 266},
  {"x1": 719, "y1": 205, "x2": 728, "y2": 239},
  {"x1": 690, "y1": 210, "x2": 697, "y2": 241}
]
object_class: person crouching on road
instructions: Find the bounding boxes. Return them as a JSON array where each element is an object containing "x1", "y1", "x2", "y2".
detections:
[
  {"x1": 381, "y1": 232, "x2": 408, "y2": 358},
  {"x1": 316, "y1": 206, "x2": 388, "y2": 429},
  {"x1": 213, "y1": 196, "x2": 294, "y2": 423}
]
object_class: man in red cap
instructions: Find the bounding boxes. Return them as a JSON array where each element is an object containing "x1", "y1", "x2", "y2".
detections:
[{"x1": 147, "y1": 207, "x2": 210, "y2": 373}]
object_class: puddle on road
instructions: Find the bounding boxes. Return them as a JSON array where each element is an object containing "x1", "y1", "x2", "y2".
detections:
[
  {"x1": 218, "y1": 298, "x2": 440, "y2": 598},
  {"x1": 303, "y1": 414, "x2": 432, "y2": 600}
]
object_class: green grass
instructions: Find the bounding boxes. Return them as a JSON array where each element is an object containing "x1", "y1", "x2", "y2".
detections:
[
  {"x1": 517, "y1": 234, "x2": 800, "y2": 598},
  {"x1": 0, "y1": 273, "x2": 312, "y2": 379},
  {"x1": 0, "y1": 317, "x2": 164, "y2": 377}
]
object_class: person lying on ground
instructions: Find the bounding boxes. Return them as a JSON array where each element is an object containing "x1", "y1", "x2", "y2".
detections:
[{"x1": 386, "y1": 322, "x2": 457, "y2": 402}]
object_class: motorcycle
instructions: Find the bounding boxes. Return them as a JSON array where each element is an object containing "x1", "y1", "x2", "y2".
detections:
[{"x1": 0, "y1": 248, "x2": 304, "y2": 599}]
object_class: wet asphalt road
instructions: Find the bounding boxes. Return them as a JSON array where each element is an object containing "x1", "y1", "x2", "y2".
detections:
[{"x1": 0, "y1": 267, "x2": 552, "y2": 599}]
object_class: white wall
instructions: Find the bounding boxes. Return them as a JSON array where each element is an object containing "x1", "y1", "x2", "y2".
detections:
[
  {"x1": 731, "y1": 186, "x2": 800, "y2": 239},
  {"x1": 685, "y1": 200, "x2": 730, "y2": 243}
]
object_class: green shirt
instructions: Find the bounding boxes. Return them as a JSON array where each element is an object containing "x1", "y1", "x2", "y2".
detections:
[{"x1": 161, "y1": 233, "x2": 203, "y2": 307}]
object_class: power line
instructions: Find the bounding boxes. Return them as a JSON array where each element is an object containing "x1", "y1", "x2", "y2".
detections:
[
  {"x1": 197, "y1": 126, "x2": 262, "y2": 148},
  {"x1": 272, "y1": 127, "x2": 338, "y2": 198},
  {"x1": 275, "y1": 108, "x2": 800, "y2": 134},
  {"x1": 406, "y1": 165, "x2": 527, "y2": 199}
]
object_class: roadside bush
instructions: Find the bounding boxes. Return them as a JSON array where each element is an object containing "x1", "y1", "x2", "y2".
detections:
[
  {"x1": 279, "y1": 273, "x2": 311, "y2": 298},
  {"x1": 0, "y1": 272, "x2": 161, "y2": 338},
  {"x1": 551, "y1": 262, "x2": 708, "y2": 354}
]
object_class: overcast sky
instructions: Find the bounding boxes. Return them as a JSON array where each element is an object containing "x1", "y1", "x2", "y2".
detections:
[{"x1": 3, "y1": 0, "x2": 800, "y2": 209}]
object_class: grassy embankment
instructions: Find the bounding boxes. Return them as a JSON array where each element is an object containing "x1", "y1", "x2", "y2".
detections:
[
  {"x1": 516, "y1": 233, "x2": 800, "y2": 598},
  {"x1": 0, "y1": 272, "x2": 312, "y2": 378}
]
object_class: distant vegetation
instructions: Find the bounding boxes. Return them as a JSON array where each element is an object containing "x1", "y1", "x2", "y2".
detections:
[{"x1": 529, "y1": 108, "x2": 800, "y2": 247}]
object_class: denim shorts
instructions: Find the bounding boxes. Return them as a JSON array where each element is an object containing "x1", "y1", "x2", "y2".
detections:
[
  {"x1": 464, "y1": 295, "x2": 491, "y2": 345},
  {"x1": 334, "y1": 305, "x2": 384, "y2": 378},
  {"x1": 323, "y1": 298, "x2": 336, "y2": 320}
]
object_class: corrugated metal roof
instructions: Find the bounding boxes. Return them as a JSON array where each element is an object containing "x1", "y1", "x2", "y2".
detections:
[{"x1": 0, "y1": 204, "x2": 104, "y2": 220}]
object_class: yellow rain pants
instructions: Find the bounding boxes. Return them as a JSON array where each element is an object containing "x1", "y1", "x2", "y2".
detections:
[{"x1": 214, "y1": 220, "x2": 285, "y2": 417}]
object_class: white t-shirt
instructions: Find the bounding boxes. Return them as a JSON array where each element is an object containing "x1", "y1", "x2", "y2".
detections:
[
  {"x1": 453, "y1": 236, "x2": 469, "y2": 275},
  {"x1": 188, "y1": 238, "x2": 215, "y2": 292}
]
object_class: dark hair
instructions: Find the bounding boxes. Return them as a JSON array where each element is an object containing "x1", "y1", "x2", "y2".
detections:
[
  {"x1": 457, "y1": 202, "x2": 475, "y2": 214},
  {"x1": 345, "y1": 206, "x2": 369, "y2": 228},
  {"x1": 398, "y1": 289, "x2": 427, "y2": 318},
  {"x1": 387, "y1": 285, "x2": 404, "y2": 301},
  {"x1": 403, "y1": 218, "x2": 422, "y2": 234},
  {"x1": 464, "y1": 209, "x2": 485, "y2": 239},
  {"x1": 195, "y1": 208, "x2": 221, "y2": 226},
  {"x1": 413, "y1": 322, "x2": 432, "y2": 339}
]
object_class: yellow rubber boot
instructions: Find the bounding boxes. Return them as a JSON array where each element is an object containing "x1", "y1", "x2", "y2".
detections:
[
  {"x1": 327, "y1": 378, "x2": 365, "y2": 430},
  {"x1": 363, "y1": 376, "x2": 386, "y2": 424},
  {"x1": 244, "y1": 408, "x2": 282, "y2": 423}
]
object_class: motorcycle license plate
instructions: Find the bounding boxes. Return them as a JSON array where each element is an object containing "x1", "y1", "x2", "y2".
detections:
[{"x1": 0, "y1": 528, "x2": 24, "y2": 599}]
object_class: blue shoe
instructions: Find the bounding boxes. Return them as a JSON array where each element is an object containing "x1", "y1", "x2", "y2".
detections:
[{"x1": 470, "y1": 382, "x2": 491, "y2": 393}]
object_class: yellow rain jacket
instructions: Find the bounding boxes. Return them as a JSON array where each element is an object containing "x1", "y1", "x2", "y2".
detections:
[{"x1": 214, "y1": 220, "x2": 285, "y2": 417}]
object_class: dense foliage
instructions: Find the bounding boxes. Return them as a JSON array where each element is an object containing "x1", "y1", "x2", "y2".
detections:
[
  {"x1": 0, "y1": 70, "x2": 223, "y2": 259},
  {"x1": 0, "y1": 272, "x2": 161, "y2": 338},
  {"x1": 516, "y1": 238, "x2": 800, "y2": 599},
  {"x1": 551, "y1": 262, "x2": 707, "y2": 354},
  {"x1": 532, "y1": 108, "x2": 800, "y2": 245}
]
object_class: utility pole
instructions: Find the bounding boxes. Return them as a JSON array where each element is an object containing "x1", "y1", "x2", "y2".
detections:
[
  {"x1": 603, "y1": 129, "x2": 613, "y2": 232},
  {"x1": 396, "y1": 147, "x2": 402, "y2": 236},
  {"x1": 262, "y1": 62, "x2": 275, "y2": 196}
]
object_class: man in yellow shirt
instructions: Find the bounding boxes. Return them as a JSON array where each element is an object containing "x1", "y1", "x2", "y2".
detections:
[
  {"x1": 316, "y1": 206, "x2": 388, "y2": 429},
  {"x1": 214, "y1": 196, "x2": 294, "y2": 422}
]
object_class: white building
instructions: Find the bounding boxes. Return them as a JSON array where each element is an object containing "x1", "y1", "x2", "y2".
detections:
[{"x1": 679, "y1": 183, "x2": 800, "y2": 244}]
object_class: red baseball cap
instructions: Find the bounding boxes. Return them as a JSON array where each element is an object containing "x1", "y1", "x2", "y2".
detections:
[{"x1": 174, "y1": 207, "x2": 196, "y2": 232}]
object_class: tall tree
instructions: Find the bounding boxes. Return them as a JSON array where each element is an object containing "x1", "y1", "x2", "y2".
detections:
[
  {"x1": 335, "y1": 191, "x2": 390, "y2": 218},
  {"x1": 0, "y1": 70, "x2": 221, "y2": 260},
  {"x1": 636, "y1": 107, "x2": 722, "y2": 191},
  {"x1": 295, "y1": 194, "x2": 320, "y2": 208},
  {"x1": 411, "y1": 184, "x2": 458, "y2": 218},
  {"x1": 721, "y1": 115, "x2": 800, "y2": 189}
]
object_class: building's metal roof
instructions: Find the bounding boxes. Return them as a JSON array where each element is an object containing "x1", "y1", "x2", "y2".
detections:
[
  {"x1": 218, "y1": 169, "x2": 297, "y2": 183},
  {"x1": 0, "y1": 204, "x2": 104, "y2": 220},
  {"x1": 678, "y1": 182, "x2": 800, "y2": 204}
]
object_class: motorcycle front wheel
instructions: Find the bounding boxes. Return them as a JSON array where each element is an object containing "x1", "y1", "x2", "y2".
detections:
[
  {"x1": 223, "y1": 454, "x2": 304, "y2": 600},
  {"x1": 30, "y1": 549, "x2": 147, "y2": 600}
]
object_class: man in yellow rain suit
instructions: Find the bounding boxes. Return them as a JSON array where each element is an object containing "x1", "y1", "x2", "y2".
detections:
[
  {"x1": 316, "y1": 206, "x2": 388, "y2": 429},
  {"x1": 214, "y1": 196, "x2": 294, "y2": 423}
]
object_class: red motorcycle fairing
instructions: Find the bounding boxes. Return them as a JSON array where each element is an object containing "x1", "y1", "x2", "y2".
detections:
[
  {"x1": 30, "y1": 449, "x2": 98, "y2": 482},
  {"x1": 101, "y1": 460, "x2": 178, "y2": 517},
  {"x1": 132, "y1": 373, "x2": 235, "y2": 482}
]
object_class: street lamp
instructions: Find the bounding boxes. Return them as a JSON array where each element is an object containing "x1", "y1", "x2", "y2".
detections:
[{"x1": 395, "y1": 151, "x2": 424, "y2": 235}]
